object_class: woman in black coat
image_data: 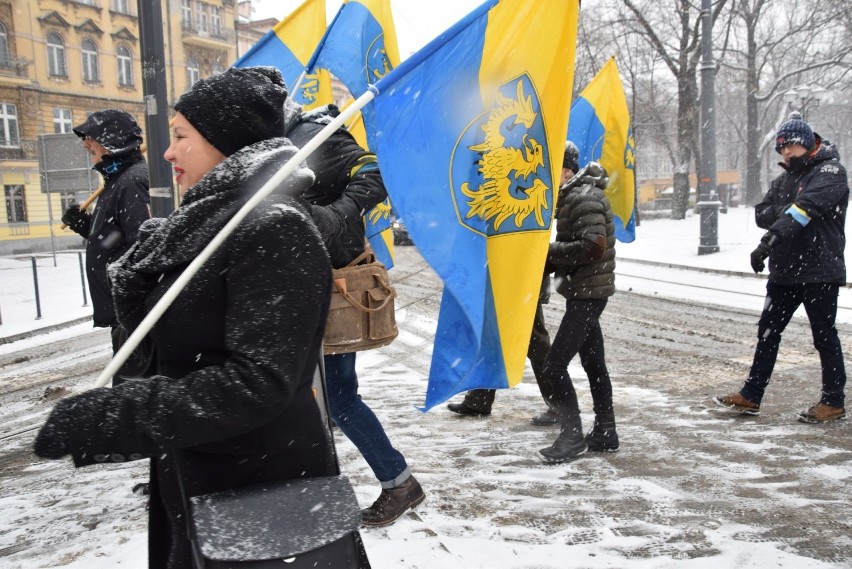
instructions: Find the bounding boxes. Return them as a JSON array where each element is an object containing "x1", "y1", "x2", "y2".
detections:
[{"x1": 34, "y1": 67, "x2": 365, "y2": 568}]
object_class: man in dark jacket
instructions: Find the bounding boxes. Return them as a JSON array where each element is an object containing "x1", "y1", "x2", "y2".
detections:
[
  {"x1": 537, "y1": 159, "x2": 619, "y2": 464},
  {"x1": 61, "y1": 109, "x2": 150, "y2": 370},
  {"x1": 282, "y1": 100, "x2": 425, "y2": 527},
  {"x1": 714, "y1": 112, "x2": 848, "y2": 423}
]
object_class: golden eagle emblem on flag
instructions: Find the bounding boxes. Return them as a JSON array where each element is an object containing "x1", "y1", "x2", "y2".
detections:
[{"x1": 452, "y1": 77, "x2": 553, "y2": 235}]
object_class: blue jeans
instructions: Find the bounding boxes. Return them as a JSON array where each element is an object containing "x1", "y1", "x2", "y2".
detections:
[
  {"x1": 324, "y1": 352, "x2": 410, "y2": 487},
  {"x1": 742, "y1": 282, "x2": 846, "y2": 407}
]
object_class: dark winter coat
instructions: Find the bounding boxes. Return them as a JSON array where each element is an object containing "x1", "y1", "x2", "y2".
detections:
[
  {"x1": 755, "y1": 137, "x2": 848, "y2": 285},
  {"x1": 546, "y1": 164, "x2": 616, "y2": 300},
  {"x1": 68, "y1": 111, "x2": 151, "y2": 327},
  {"x1": 285, "y1": 106, "x2": 388, "y2": 269},
  {"x1": 82, "y1": 154, "x2": 150, "y2": 326},
  {"x1": 36, "y1": 139, "x2": 336, "y2": 569}
]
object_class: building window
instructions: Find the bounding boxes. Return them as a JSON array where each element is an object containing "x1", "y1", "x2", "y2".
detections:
[
  {"x1": 112, "y1": 0, "x2": 130, "y2": 13},
  {"x1": 211, "y1": 6, "x2": 221, "y2": 36},
  {"x1": 81, "y1": 39, "x2": 99, "y2": 82},
  {"x1": 186, "y1": 58, "x2": 199, "y2": 87},
  {"x1": 0, "y1": 22, "x2": 9, "y2": 67},
  {"x1": 0, "y1": 103, "x2": 19, "y2": 147},
  {"x1": 4, "y1": 184, "x2": 26, "y2": 223},
  {"x1": 53, "y1": 108, "x2": 73, "y2": 133},
  {"x1": 117, "y1": 45, "x2": 133, "y2": 86},
  {"x1": 211, "y1": 60, "x2": 225, "y2": 75},
  {"x1": 182, "y1": 0, "x2": 192, "y2": 26},
  {"x1": 47, "y1": 33, "x2": 67, "y2": 77},
  {"x1": 197, "y1": 3, "x2": 209, "y2": 33},
  {"x1": 78, "y1": 0, "x2": 95, "y2": 5}
]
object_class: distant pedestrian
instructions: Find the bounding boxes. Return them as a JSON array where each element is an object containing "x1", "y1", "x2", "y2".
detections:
[
  {"x1": 445, "y1": 143, "x2": 589, "y2": 424},
  {"x1": 61, "y1": 109, "x2": 150, "y2": 380},
  {"x1": 536, "y1": 157, "x2": 619, "y2": 464},
  {"x1": 714, "y1": 112, "x2": 848, "y2": 423}
]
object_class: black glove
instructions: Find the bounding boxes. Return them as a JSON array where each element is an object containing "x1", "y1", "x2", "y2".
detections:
[
  {"x1": 310, "y1": 204, "x2": 343, "y2": 240},
  {"x1": 33, "y1": 403, "x2": 74, "y2": 459},
  {"x1": 750, "y1": 233, "x2": 778, "y2": 273},
  {"x1": 61, "y1": 204, "x2": 91, "y2": 237}
]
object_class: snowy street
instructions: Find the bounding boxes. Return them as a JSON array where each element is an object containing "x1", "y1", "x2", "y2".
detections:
[{"x1": 1, "y1": 207, "x2": 851, "y2": 568}]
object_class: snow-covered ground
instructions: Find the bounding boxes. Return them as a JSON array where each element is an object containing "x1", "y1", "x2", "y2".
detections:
[{"x1": 1, "y1": 206, "x2": 850, "y2": 568}]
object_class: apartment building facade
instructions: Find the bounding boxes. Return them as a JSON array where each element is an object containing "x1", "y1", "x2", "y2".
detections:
[{"x1": 0, "y1": 0, "x2": 241, "y2": 254}]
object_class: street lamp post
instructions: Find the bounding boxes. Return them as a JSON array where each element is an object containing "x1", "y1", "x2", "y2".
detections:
[
  {"x1": 696, "y1": 0, "x2": 720, "y2": 255},
  {"x1": 782, "y1": 84, "x2": 826, "y2": 121}
]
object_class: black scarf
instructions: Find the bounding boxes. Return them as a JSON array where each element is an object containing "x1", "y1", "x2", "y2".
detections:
[{"x1": 109, "y1": 137, "x2": 315, "y2": 332}]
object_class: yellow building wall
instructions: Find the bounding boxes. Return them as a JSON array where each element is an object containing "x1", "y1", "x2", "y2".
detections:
[{"x1": 0, "y1": 0, "x2": 239, "y2": 251}]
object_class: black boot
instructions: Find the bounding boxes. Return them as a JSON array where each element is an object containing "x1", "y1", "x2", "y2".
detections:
[
  {"x1": 537, "y1": 412, "x2": 587, "y2": 463},
  {"x1": 361, "y1": 475, "x2": 426, "y2": 527},
  {"x1": 586, "y1": 412, "x2": 619, "y2": 452},
  {"x1": 530, "y1": 407, "x2": 559, "y2": 426}
]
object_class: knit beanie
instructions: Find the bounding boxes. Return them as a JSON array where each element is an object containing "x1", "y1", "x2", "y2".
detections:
[
  {"x1": 775, "y1": 111, "x2": 815, "y2": 153},
  {"x1": 563, "y1": 140, "x2": 580, "y2": 172},
  {"x1": 174, "y1": 66, "x2": 289, "y2": 157}
]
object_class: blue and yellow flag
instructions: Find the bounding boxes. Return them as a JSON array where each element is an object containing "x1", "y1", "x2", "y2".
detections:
[
  {"x1": 306, "y1": 0, "x2": 399, "y2": 149},
  {"x1": 305, "y1": 0, "x2": 400, "y2": 267},
  {"x1": 568, "y1": 57, "x2": 636, "y2": 242},
  {"x1": 370, "y1": 0, "x2": 579, "y2": 410},
  {"x1": 233, "y1": 0, "x2": 332, "y2": 110}
]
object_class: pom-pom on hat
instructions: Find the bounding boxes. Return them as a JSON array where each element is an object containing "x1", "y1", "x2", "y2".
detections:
[
  {"x1": 775, "y1": 111, "x2": 815, "y2": 153},
  {"x1": 174, "y1": 66, "x2": 289, "y2": 157},
  {"x1": 563, "y1": 140, "x2": 580, "y2": 172}
]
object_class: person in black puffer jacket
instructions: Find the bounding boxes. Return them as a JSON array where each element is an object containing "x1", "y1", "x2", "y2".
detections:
[
  {"x1": 62, "y1": 109, "x2": 151, "y2": 373},
  {"x1": 714, "y1": 112, "x2": 848, "y2": 424},
  {"x1": 537, "y1": 157, "x2": 619, "y2": 464}
]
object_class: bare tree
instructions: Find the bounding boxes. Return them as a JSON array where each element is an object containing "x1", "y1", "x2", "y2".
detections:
[
  {"x1": 619, "y1": 0, "x2": 729, "y2": 219},
  {"x1": 722, "y1": 0, "x2": 852, "y2": 204}
]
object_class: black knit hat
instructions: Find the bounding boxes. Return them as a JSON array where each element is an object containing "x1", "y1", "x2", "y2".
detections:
[
  {"x1": 563, "y1": 140, "x2": 580, "y2": 172},
  {"x1": 775, "y1": 111, "x2": 815, "y2": 153},
  {"x1": 174, "y1": 66, "x2": 289, "y2": 157}
]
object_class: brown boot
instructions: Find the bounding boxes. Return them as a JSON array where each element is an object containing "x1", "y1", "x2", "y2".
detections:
[
  {"x1": 713, "y1": 392, "x2": 760, "y2": 415},
  {"x1": 361, "y1": 475, "x2": 426, "y2": 527},
  {"x1": 797, "y1": 403, "x2": 846, "y2": 423}
]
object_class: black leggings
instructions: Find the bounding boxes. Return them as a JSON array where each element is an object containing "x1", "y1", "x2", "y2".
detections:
[{"x1": 543, "y1": 298, "x2": 613, "y2": 416}]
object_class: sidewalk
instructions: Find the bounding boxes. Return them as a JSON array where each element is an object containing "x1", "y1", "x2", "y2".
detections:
[{"x1": 0, "y1": 251, "x2": 95, "y2": 344}]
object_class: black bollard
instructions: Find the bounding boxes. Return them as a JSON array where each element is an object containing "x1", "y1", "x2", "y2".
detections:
[
  {"x1": 32, "y1": 256, "x2": 42, "y2": 320},
  {"x1": 78, "y1": 251, "x2": 88, "y2": 307}
]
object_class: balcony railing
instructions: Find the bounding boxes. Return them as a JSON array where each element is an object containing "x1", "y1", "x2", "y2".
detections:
[
  {"x1": 181, "y1": 20, "x2": 234, "y2": 43},
  {"x1": 0, "y1": 57, "x2": 31, "y2": 79}
]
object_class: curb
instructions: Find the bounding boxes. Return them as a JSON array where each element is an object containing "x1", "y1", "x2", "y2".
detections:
[
  {"x1": 618, "y1": 257, "x2": 852, "y2": 288},
  {"x1": 618, "y1": 257, "x2": 766, "y2": 280},
  {"x1": 0, "y1": 316, "x2": 95, "y2": 346}
]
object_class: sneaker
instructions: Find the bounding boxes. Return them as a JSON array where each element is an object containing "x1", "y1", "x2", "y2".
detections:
[
  {"x1": 446, "y1": 402, "x2": 490, "y2": 416},
  {"x1": 713, "y1": 392, "x2": 760, "y2": 415},
  {"x1": 530, "y1": 408, "x2": 559, "y2": 426},
  {"x1": 797, "y1": 403, "x2": 846, "y2": 423},
  {"x1": 361, "y1": 475, "x2": 426, "y2": 527}
]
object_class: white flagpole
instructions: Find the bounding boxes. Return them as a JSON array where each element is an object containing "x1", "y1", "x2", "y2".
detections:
[{"x1": 93, "y1": 88, "x2": 377, "y2": 388}]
